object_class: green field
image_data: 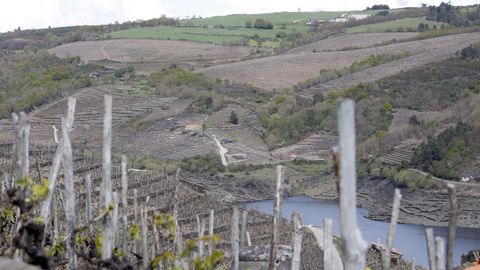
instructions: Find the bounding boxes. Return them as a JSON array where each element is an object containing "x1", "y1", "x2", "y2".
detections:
[
  {"x1": 108, "y1": 25, "x2": 296, "y2": 46},
  {"x1": 346, "y1": 17, "x2": 445, "y2": 33},
  {"x1": 185, "y1": 11, "x2": 350, "y2": 27}
]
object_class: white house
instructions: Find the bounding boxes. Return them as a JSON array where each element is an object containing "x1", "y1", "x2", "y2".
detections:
[{"x1": 348, "y1": 14, "x2": 370, "y2": 20}]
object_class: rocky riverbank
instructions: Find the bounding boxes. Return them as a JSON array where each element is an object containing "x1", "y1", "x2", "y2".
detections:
[{"x1": 302, "y1": 175, "x2": 480, "y2": 229}]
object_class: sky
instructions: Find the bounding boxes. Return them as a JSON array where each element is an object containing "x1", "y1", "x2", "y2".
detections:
[{"x1": 0, "y1": 0, "x2": 479, "y2": 33}]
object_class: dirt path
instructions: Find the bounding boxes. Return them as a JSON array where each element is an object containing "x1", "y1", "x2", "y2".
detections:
[
  {"x1": 100, "y1": 39, "x2": 112, "y2": 59},
  {"x1": 212, "y1": 135, "x2": 229, "y2": 166},
  {"x1": 409, "y1": 168, "x2": 480, "y2": 188},
  {"x1": 306, "y1": 225, "x2": 344, "y2": 269}
]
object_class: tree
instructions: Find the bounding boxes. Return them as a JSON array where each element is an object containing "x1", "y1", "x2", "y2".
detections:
[
  {"x1": 229, "y1": 111, "x2": 239, "y2": 125},
  {"x1": 245, "y1": 21, "x2": 252, "y2": 28},
  {"x1": 253, "y1": 18, "x2": 274, "y2": 29}
]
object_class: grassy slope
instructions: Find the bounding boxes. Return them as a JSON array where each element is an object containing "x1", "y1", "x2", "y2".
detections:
[
  {"x1": 108, "y1": 25, "x2": 287, "y2": 45},
  {"x1": 108, "y1": 10, "x2": 376, "y2": 46},
  {"x1": 186, "y1": 11, "x2": 349, "y2": 26},
  {"x1": 346, "y1": 17, "x2": 445, "y2": 33}
]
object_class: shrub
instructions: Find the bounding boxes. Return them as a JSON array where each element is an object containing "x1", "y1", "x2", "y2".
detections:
[
  {"x1": 229, "y1": 111, "x2": 239, "y2": 125},
  {"x1": 393, "y1": 169, "x2": 438, "y2": 191},
  {"x1": 180, "y1": 153, "x2": 225, "y2": 175},
  {"x1": 253, "y1": 18, "x2": 274, "y2": 29}
]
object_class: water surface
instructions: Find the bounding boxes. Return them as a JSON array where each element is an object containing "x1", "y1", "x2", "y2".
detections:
[{"x1": 245, "y1": 196, "x2": 480, "y2": 267}]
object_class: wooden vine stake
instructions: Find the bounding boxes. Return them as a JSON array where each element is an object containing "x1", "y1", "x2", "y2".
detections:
[
  {"x1": 85, "y1": 174, "x2": 93, "y2": 235},
  {"x1": 61, "y1": 117, "x2": 78, "y2": 269},
  {"x1": 140, "y1": 204, "x2": 149, "y2": 268},
  {"x1": 120, "y1": 155, "x2": 129, "y2": 252},
  {"x1": 337, "y1": 99, "x2": 368, "y2": 270},
  {"x1": 41, "y1": 98, "x2": 76, "y2": 237},
  {"x1": 12, "y1": 112, "x2": 29, "y2": 180},
  {"x1": 133, "y1": 188, "x2": 139, "y2": 254},
  {"x1": 208, "y1": 209, "x2": 215, "y2": 255},
  {"x1": 435, "y1": 237, "x2": 445, "y2": 270},
  {"x1": 240, "y1": 210, "x2": 248, "y2": 247},
  {"x1": 11, "y1": 112, "x2": 29, "y2": 261},
  {"x1": 382, "y1": 188, "x2": 402, "y2": 270},
  {"x1": 425, "y1": 228, "x2": 436, "y2": 270},
  {"x1": 446, "y1": 184, "x2": 458, "y2": 270},
  {"x1": 291, "y1": 212, "x2": 303, "y2": 270},
  {"x1": 231, "y1": 206, "x2": 240, "y2": 270},
  {"x1": 268, "y1": 165, "x2": 284, "y2": 270},
  {"x1": 101, "y1": 95, "x2": 114, "y2": 260},
  {"x1": 323, "y1": 218, "x2": 333, "y2": 270},
  {"x1": 112, "y1": 192, "x2": 119, "y2": 247}
]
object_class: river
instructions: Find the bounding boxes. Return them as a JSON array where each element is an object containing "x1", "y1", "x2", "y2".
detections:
[{"x1": 245, "y1": 196, "x2": 480, "y2": 267}]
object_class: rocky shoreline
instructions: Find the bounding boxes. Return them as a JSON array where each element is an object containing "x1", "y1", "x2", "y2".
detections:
[
  {"x1": 193, "y1": 171, "x2": 480, "y2": 229},
  {"x1": 302, "y1": 175, "x2": 480, "y2": 229}
]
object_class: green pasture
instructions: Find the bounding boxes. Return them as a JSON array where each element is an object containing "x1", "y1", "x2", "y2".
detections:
[{"x1": 346, "y1": 17, "x2": 445, "y2": 33}]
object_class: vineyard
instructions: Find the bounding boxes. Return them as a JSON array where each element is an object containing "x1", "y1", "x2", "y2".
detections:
[
  {"x1": 201, "y1": 32, "x2": 480, "y2": 90},
  {"x1": 0, "y1": 96, "x2": 464, "y2": 270}
]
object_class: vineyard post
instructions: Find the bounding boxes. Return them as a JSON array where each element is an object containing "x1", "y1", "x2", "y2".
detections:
[
  {"x1": 112, "y1": 192, "x2": 119, "y2": 247},
  {"x1": 61, "y1": 117, "x2": 77, "y2": 269},
  {"x1": 197, "y1": 215, "x2": 204, "y2": 258},
  {"x1": 323, "y1": 218, "x2": 333, "y2": 270},
  {"x1": 140, "y1": 204, "x2": 149, "y2": 268},
  {"x1": 291, "y1": 212, "x2": 303, "y2": 270},
  {"x1": 121, "y1": 155, "x2": 128, "y2": 252},
  {"x1": 446, "y1": 184, "x2": 458, "y2": 270},
  {"x1": 12, "y1": 112, "x2": 29, "y2": 180},
  {"x1": 12, "y1": 112, "x2": 29, "y2": 261},
  {"x1": 231, "y1": 206, "x2": 239, "y2": 270},
  {"x1": 240, "y1": 210, "x2": 248, "y2": 247},
  {"x1": 268, "y1": 165, "x2": 284, "y2": 270},
  {"x1": 133, "y1": 188, "x2": 139, "y2": 254},
  {"x1": 337, "y1": 99, "x2": 368, "y2": 270},
  {"x1": 41, "y1": 98, "x2": 76, "y2": 242},
  {"x1": 175, "y1": 218, "x2": 183, "y2": 254},
  {"x1": 208, "y1": 209, "x2": 214, "y2": 255},
  {"x1": 246, "y1": 231, "x2": 252, "y2": 246},
  {"x1": 85, "y1": 174, "x2": 93, "y2": 234},
  {"x1": 151, "y1": 210, "x2": 161, "y2": 256},
  {"x1": 200, "y1": 217, "x2": 206, "y2": 258},
  {"x1": 435, "y1": 237, "x2": 445, "y2": 270},
  {"x1": 53, "y1": 190, "x2": 59, "y2": 245},
  {"x1": 382, "y1": 188, "x2": 402, "y2": 270},
  {"x1": 426, "y1": 228, "x2": 436, "y2": 270},
  {"x1": 101, "y1": 95, "x2": 114, "y2": 260}
]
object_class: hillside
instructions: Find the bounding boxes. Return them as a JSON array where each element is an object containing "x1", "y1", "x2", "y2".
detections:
[
  {"x1": 201, "y1": 32, "x2": 480, "y2": 90},
  {"x1": 1, "y1": 4, "x2": 480, "y2": 255}
]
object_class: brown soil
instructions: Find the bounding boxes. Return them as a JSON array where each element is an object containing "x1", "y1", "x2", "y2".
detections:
[
  {"x1": 48, "y1": 39, "x2": 252, "y2": 73},
  {"x1": 286, "y1": 32, "x2": 419, "y2": 54},
  {"x1": 201, "y1": 32, "x2": 480, "y2": 90}
]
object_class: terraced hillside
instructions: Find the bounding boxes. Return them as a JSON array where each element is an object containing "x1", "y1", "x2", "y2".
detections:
[
  {"x1": 201, "y1": 32, "x2": 480, "y2": 90},
  {"x1": 286, "y1": 32, "x2": 418, "y2": 54},
  {"x1": 205, "y1": 104, "x2": 271, "y2": 164},
  {"x1": 272, "y1": 133, "x2": 338, "y2": 160},
  {"x1": 0, "y1": 143, "x2": 324, "y2": 268},
  {"x1": 389, "y1": 108, "x2": 445, "y2": 129},
  {"x1": 381, "y1": 144, "x2": 416, "y2": 166},
  {"x1": 49, "y1": 39, "x2": 252, "y2": 73},
  {"x1": 299, "y1": 33, "x2": 480, "y2": 98},
  {"x1": 0, "y1": 87, "x2": 220, "y2": 161}
]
